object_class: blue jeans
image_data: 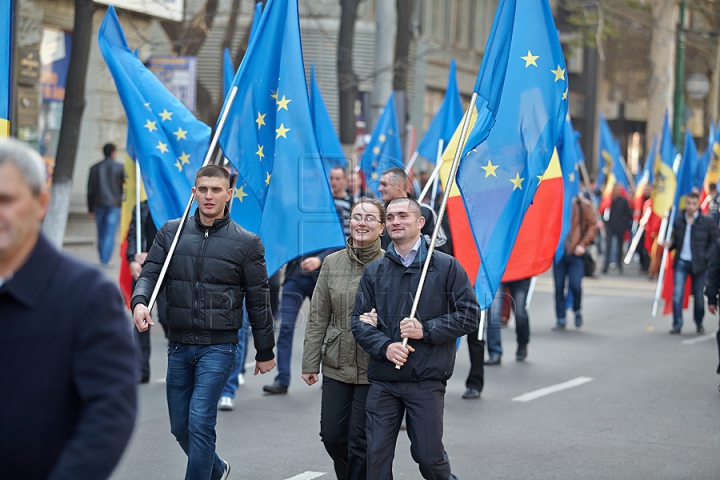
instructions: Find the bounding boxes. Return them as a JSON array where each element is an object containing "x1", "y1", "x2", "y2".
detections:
[
  {"x1": 672, "y1": 259, "x2": 705, "y2": 330},
  {"x1": 167, "y1": 342, "x2": 236, "y2": 480},
  {"x1": 275, "y1": 275, "x2": 317, "y2": 387},
  {"x1": 553, "y1": 254, "x2": 584, "y2": 325},
  {"x1": 94, "y1": 206, "x2": 121, "y2": 264},
  {"x1": 221, "y1": 312, "x2": 249, "y2": 398},
  {"x1": 487, "y1": 278, "x2": 531, "y2": 357}
]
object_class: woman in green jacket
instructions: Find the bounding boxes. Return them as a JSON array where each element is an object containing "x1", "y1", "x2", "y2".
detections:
[{"x1": 301, "y1": 197, "x2": 385, "y2": 480}]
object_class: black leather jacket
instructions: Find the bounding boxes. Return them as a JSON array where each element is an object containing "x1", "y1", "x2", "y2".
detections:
[
  {"x1": 131, "y1": 210, "x2": 275, "y2": 360},
  {"x1": 87, "y1": 157, "x2": 124, "y2": 211}
]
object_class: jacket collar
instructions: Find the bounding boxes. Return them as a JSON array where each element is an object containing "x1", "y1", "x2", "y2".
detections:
[
  {"x1": 346, "y1": 236, "x2": 382, "y2": 265},
  {"x1": 387, "y1": 237, "x2": 428, "y2": 267},
  {"x1": 193, "y1": 206, "x2": 231, "y2": 231},
  {"x1": 0, "y1": 234, "x2": 60, "y2": 308}
]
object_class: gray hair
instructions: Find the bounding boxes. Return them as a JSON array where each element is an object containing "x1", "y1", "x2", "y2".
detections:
[{"x1": 0, "y1": 138, "x2": 47, "y2": 196}]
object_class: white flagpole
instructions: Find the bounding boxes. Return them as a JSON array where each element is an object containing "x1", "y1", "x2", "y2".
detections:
[
  {"x1": 397, "y1": 97, "x2": 476, "y2": 369},
  {"x1": 624, "y1": 206, "x2": 652, "y2": 264},
  {"x1": 135, "y1": 160, "x2": 142, "y2": 256},
  {"x1": 429, "y1": 139, "x2": 444, "y2": 206}
]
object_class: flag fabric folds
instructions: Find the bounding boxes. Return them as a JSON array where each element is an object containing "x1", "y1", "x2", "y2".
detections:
[
  {"x1": 454, "y1": 0, "x2": 568, "y2": 308},
  {"x1": 416, "y1": 59, "x2": 464, "y2": 163},
  {"x1": 359, "y1": 92, "x2": 403, "y2": 196},
  {"x1": 99, "y1": 6, "x2": 210, "y2": 227},
  {"x1": 675, "y1": 130, "x2": 698, "y2": 211},
  {"x1": 555, "y1": 114, "x2": 582, "y2": 261},
  {"x1": 651, "y1": 112, "x2": 677, "y2": 218},
  {"x1": 310, "y1": 63, "x2": 347, "y2": 174},
  {"x1": 633, "y1": 136, "x2": 656, "y2": 212},
  {"x1": 694, "y1": 120, "x2": 714, "y2": 190},
  {"x1": 217, "y1": 0, "x2": 344, "y2": 276},
  {"x1": 223, "y1": 48, "x2": 234, "y2": 98},
  {"x1": 0, "y1": 0, "x2": 12, "y2": 137},
  {"x1": 597, "y1": 114, "x2": 630, "y2": 212}
]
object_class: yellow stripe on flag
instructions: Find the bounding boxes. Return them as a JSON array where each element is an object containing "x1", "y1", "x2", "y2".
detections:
[
  {"x1": 439, "y1": 107, "x2": 479, "y2": 196},
  {"x1": 0, "y1": 119, "x2": 9, "y2": 138}
]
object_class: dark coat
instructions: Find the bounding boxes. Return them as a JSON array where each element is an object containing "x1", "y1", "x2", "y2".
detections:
[
  {"x1": 131, "y1": 210, "x2": 275, "y2": 360},
  {"x1": 670, "y1": 211, "x2": 718, "y2": 273},
  {"x1": 87, "y1": 157, "x2": 124, "y2": 211},
  {"x1": 0, "y1": 234, "x2": 137, "y2": 479},
  {"x1": 126, "y1": 200, "x2": 158, "y2": 261},
  {"x1": 351, "y1": 239, "x2": 480, "y2": 382},
  {"x1": 605, "y1": 195, "x2": 632, "y2": 234},
  {"x1": 704, "y1": 238, "x2": 720, "y2": 306}
]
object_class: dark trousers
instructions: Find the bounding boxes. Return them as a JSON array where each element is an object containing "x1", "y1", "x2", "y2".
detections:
[
  {"x1": 465, "y1": 329, "x2": 485, "y2": 391},
  {"x1": 672, "y1": 259, "x2": 705, "y2": 330},
  {"x1": 365, "y1": 380, "x2": 457, "y2": 480},
  {"x1": 604, "y1": 230, "x2": 625, "y2": 271},
  {"x1": 553, "y1": 254, "x2": 583, "y2": 323},
  {"x1": 133, "y1": 282, "x2": 167, "y2": 382},
  {"x1": 320, "y1": 376, "x2": 370, "y2": 480},
  {"x1": 275, "y1": 275, "x2": 317, "y2": 387}
]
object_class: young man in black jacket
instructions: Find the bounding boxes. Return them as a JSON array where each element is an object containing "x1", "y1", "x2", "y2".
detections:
[
  {"x1": 664, "y1": 191, "x2": 718, "y2": 334},
  {"x1": 351, "y1": 197, "x2": 480, "y2": 480},
  {"x1": 132, "y1": 165, "x2": 276, "y2": 480}
]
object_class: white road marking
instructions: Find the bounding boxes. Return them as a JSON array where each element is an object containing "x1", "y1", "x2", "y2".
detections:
[
  {"x1": 512, "y1": 376, "x2": 593, "y2": 402},
  {"x1": 283, "y1": 472, "x2": 326, "y2": 480},
  {"x1": 681, "y1": 332, "x2": 717, "y2": 345}
]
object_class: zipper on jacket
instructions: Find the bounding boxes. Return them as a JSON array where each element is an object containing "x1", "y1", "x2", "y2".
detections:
[{"x1": 192, "y1": 227, "x2": 211, "y2": 341}]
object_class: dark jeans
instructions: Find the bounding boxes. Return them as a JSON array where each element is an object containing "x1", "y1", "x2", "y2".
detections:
[
  {"x1": 275, "y1": 275, "x2": 317, "y2": 387},
  {"x1": 604, "y1": 230, "x2": 625, "y2": 271},
  {"x1": 487, "y1": 279, "x2": 531, "y2": 357},
  {"x1": 94, "y1": 206, "x2": 121, "y2": 264},
  {"x1": 166, "y1": 342, "x2": 236, "y2": 480},
  {"x1": 553, "y1": 254, "x2": 584, "y2": 324},
  {"x1": 320, "y1": 376, "x2": 370, "y2": 480},
  {"x1": 365, "y1": 380, "x2": 457, "y2": 480},
  {"x1": 672, "y1": 259, "x2": 705, "y2": 330},
  {"x1": 465, "y1": 329, "x2": 484, "y2": 391}
]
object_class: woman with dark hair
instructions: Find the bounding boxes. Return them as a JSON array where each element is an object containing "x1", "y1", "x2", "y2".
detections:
[{"x1": 301, "y1": 197, "x2": 385, "y2": 480}]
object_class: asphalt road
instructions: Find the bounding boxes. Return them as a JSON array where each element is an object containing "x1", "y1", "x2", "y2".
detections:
[{"x1": 88, "y1": 264, "x2": 719, "y2": 480}]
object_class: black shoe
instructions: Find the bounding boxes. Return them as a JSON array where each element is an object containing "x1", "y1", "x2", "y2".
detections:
[
  {"x1": 552, "y1": 324, "x2": 566, "y2": 332},
  {"x1": 516, "y1": 345, "x2": 527, "y2": 362},
  {"x1": 139, "y1": 376, "x2": 150, "y2": 384},
  {"x1": 574, "y1": 311, "x2": 583, "y2": 328},
  {"x1": 263, "y1": 382, "x2": 288, "y2": 394},
  {"x1": 220, "y1": 460, "x2": 231, "y2": 480},
  {"x1": 484, "y1": 354, "x2": 501, "y2": 365},
  {"x1": 669, "y1": 328, "x2": 681, "y2": 334},
  {"x1": 462, "y1": 388, "x2": 481, "y2": 399},
  {"x1": 697, "y1": 326, "x2": 706, "y2": 334}
]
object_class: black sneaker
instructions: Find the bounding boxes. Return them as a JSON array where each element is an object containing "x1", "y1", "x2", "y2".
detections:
[
  {"x1": 574, "y1": 311, "x2": 583, "y2": 328},
  {"x1": 484, "y1": 354, "x2": 501, "y2": 365},
  {"x1": 669, "y1": 328, "x2": 681, "y2": 334},
  {"x1": 697, "y1": 326, "x2": 706, "y2": 334},
  {"x1": 462, "y1": 388, "x2": 481, "y2": 399},
  {"x1": 220, "y1": 460, "x2": 231, "y2": 480},
  {"x1": 263, "y1": 382, "x2": 288, "y2": 395},
  {"x1": 516, "y1": 345, "x2": 527, "y2": 362}
]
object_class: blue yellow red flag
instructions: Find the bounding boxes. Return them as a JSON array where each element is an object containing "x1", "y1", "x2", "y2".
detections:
[
  {"x1": 555, "y1": 114, "x2": 582, "y2": 261},
  {"x1": 0, "y1": 0, "x2": 12, "y2": 137},
  {"x1": 216, "y1": 0, "x2": 344, "y2": 275},
  {"x1": 359, "y1": 92, "x2": 403, "y2": 196},
  {"x1": 455, "y1": 0, "x2": 567, "y2": 308},
  {"x1": 651, "y1": 112, "x2": 677, "y2": 217},
  {"x1": 98, "y1": 7, "x2": 210, "y2": 226}
]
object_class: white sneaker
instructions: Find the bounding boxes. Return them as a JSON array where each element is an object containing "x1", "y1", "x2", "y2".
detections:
[
  {"x1": 218, "y1": 396, "x2": 233, "y2": 411},
  {"x1": 237, "y1": 373, "x2": 245, "y2": 385},
  {"x1": 220, "y1": 460, "x2": 231, "y2": 479}
]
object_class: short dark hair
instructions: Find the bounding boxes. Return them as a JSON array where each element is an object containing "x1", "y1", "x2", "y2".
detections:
[
  {"x1": 330, "y1": 165, "x2": 346, "y2": 175},
  {"x1": 103, "y1": 143, "x2": 116, "y2": 158},
  {"x1": 382, "y1": 167, "x2": 408, "y2": 187},
  {"x1": 195, "y1": 164, "x2": 230, "y2": 187},
  {"x1": 352, "y1": 196, "x2": 386, "y2": 224},
  {"x1": 387, "y1": 196, "x2": 422, "y2": 218},
  {"x1": 687, "y1": 191, "x2": 700, "y2": 201}
]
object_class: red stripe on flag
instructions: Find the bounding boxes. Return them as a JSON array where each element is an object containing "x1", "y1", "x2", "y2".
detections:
[
  {"x1": 118, "y1": 239, "x2": 132, "y2": 309},
  {"x1": 662, "y1": 252, "x2": 690, "y2": 315}
]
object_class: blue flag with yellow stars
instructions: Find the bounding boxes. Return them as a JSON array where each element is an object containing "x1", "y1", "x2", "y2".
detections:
[
  {"x1": 359, "y1": 91, "x2": 403, "y2": 196},
  {"x1": 310, "y1": 63, "x2": 347, "y2": 176},
  {"x1": 0, "y1": 0, "x2": 12, "y2": 137},
  {"x1": 217, "y1": 0, "x2": 344, "y2": 276},
  {"x1": 417, "y1": 59, "x2": 464, "y2": 163},
  {"x1": 555, "y1": 113, "x2": 582, "y2": 261},
  {"x1": 454, "y1": 0, "x2": 568, "y2": 309},
  {"x1": 98, "y1": 6, "x2": 210, "y2": 227}
]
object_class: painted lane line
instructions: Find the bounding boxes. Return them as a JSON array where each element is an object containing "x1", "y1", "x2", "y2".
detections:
[
  {"x1": 681, "y1": 332, "x2": 717, "y2": 345},
  {"x1": 512, "y1": 376, "x2": 593, "y2": 402},
  {"x1": 283, "y1": 472, "x2": 326, "y2": 480}
]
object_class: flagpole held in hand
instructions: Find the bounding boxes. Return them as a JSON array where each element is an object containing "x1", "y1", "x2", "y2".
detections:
[
  {"x1": 135, "y1": 161, "x2": 142, "y2": 256},
  {"x1": 651, "y1": 205, "x2": 676, "y2": 318},
  {"x1": 397, "y1": 97, "x2": 477, "y2": 369},
  {"x1": 145, "y1": 86, "x2": 239, "y2": 314},
  {"x1": 624, "y1": 206, "x2": 652, "y2": 264}
]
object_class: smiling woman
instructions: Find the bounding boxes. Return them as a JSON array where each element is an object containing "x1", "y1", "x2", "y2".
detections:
[{"x1": 301, "y1": 197, "x2": 385, "y2": 479}]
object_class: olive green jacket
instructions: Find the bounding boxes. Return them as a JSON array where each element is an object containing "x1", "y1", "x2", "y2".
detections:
[{"x1": 302, "y1": 237, "x2": 384, "y2": 384}]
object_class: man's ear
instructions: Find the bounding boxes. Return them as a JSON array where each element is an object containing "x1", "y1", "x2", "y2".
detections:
[{"x1": 417, "y1": 214, "x2": 426, "y2": 229}]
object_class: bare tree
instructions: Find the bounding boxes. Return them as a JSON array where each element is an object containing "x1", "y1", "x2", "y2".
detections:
[
  {"x1": 41, "y1": 0, "x2": 95, "y2": 247},
  {"x1": 338, "y1": 0, "x2": 363, "y2": 144}
]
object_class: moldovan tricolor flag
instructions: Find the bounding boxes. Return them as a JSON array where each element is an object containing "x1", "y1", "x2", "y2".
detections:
[
  {"x1": 438, "y1": 109, "x2": 563, "y2": 285},
  {"x1": 0, "y1": 0, "x2": 12, "y2": 137}
]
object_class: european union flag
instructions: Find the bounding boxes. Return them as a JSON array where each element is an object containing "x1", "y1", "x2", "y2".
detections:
[
  {"x1": 98, "y1": 7, "x2": 210, "y2": 227},
  {"x1": 454, "y1": 0, "x2": 568, "y2": 308},
  {"x1": 217, "y1": 0, "x2": 344, "y2": 276},
  {"x1": 359, "y1": 91, "x2": 403, "y2": 195},
  {"x1": 636, "y1": 136, "x2": 656, "y2": 187},
  {"x1": 223, "y1": 48, "x2": 234, "y2": 98},
  {"x1": 310, "y1": 63, "x2": 347, "y2": 175},
  {"x1": 417, "y1": 59, "x2": 464, "y2": 162},
  {"x1": 651, "y1": 112, "x2": 677, "y2": 217},
  {"x1": 0, "y1": 0, "x2": 11, "y2": 137},
  {"x1": 555, "y1": 113, "x2": 581, "y2": 261},
  {"x1": 676, "y1": 129, "x2": 698, "y2": 210}
]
